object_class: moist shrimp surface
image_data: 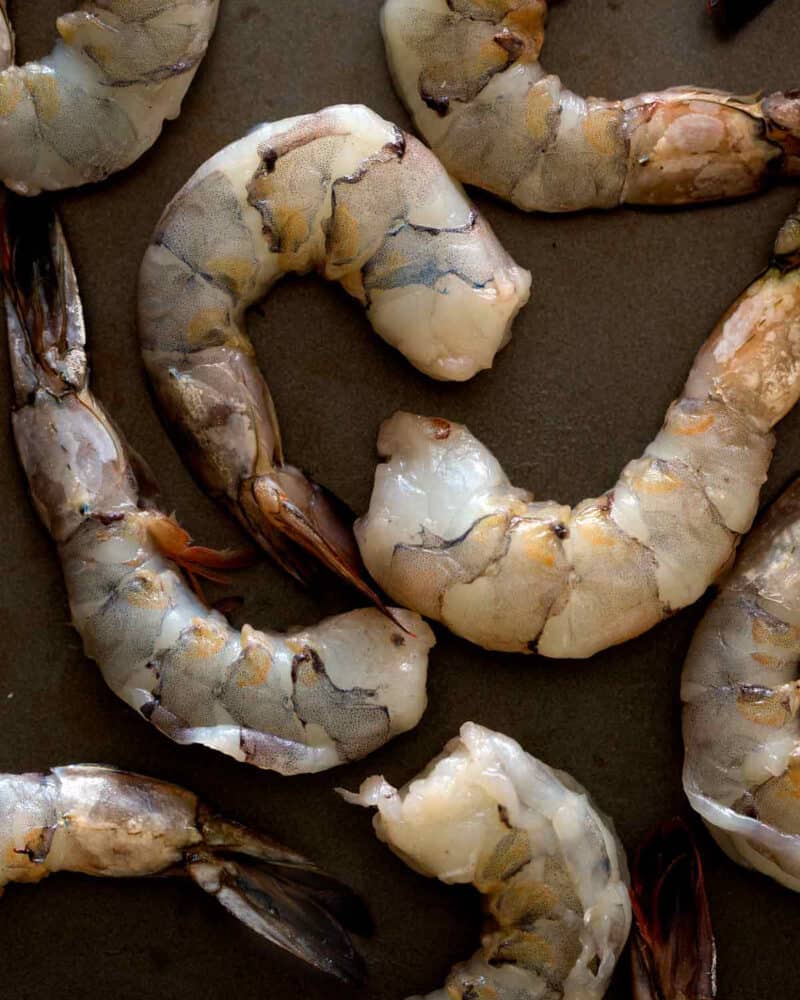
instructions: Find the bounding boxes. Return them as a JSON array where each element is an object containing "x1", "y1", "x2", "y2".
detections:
[
  {"x1": 343, "y1": 722, "x2": 631, "y2": 999},
  {"x1": 3, "y1": 195, "x2": 433, "y2": 775},
  {"x1": 0, "y1": 0, "x2": 219, "y2": 195},
  {"x1": 138, "y1": 104, "x2": 530, "y2": 597},
  {"x1": 0, "y1": 764, "x2": 368, "y2": 983},
  {"x1": 682, "y1": 477, "x2": 800, "y2": 891},
  {"x1": 357, "y1": 202, "x2": 800, "y2": 657},
  {"x1": 381, "y1": 0, "x2": 800, "y2": 212}
]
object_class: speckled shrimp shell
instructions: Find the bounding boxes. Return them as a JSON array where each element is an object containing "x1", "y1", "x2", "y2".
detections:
[
  {"x1": 138, "y1": 104, "x2": 530, "y2": 597},
  {"x1": 682, "y1": 477, "x2": 800, "y2": 892},
  {"x1": 0, "y1": 764, "x2": 369, "y2": 982},
  {"x1": 0, "y1": 0, "x2": 219, "y2": 195},
  {"x1": 3, "y1": 196, "x2": 433, "y2": 776},
  {"x1": 381, "y1": 0, "x2": 800, "y2": 212},
  {"x1": 342, "y1": 723, "x2": 631, "y2": 999},
  {"x1": 357, "y1": 202, "x2": 800, "y2": 657}
]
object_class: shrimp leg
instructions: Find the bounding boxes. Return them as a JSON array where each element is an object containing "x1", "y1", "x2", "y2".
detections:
[
  {"x1": 682, "y1": 476, "x2": 800, "y2": 890},
  {"x1": 0, "y1": 765, "x2": 368, "y2": 983},
  {"x1": 342, "y1": 722, "x2": 631, "y2": 999},
  {"x1": 357, "y1": 202, "x2": 800, "y2": 657},
  {"x1": 382, "y1": 0, "x2": 800, "y2": 211},
  {"x1": 3, "y1": 193, "x2": 433, "y2": 775},
  {"x1": 0, "y1": 1, "x2": 220, "y2": 195},
  {"x1": 138, "y1": 105, "x2": 530, "y2": 598}
]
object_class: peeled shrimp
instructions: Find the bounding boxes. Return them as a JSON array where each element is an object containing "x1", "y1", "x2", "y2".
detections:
[
  {"x1": 342, "y1": 722, "x2": 631, "y2": 999},
  {"x1": 0, "y1": 0, "x2": 219, "y2": 195},
  {"x1": 138, "y1": 104, "x2": 530, "y2": 597},
  {"x1": 3, "y1": 196, "x2": 433, "y2": 775},
  {"x1": 682, "y1": 477, "x2": 800, "y2": 891},
  {"x1": 0, "y1": 764, "x2": 368, "y2": 982},
  {"x1": 357, "y1": 202, "x2": 800, "y2": 657},
  {"x1": 381, "y1": 0, "x2": 800, "y2": 212}
]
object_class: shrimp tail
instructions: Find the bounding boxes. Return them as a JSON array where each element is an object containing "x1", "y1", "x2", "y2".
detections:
[
  {"x1": 187, "y1": 812, "x2": 369, "y2": 984},
  {"x1": 240, "y1": 465, "x2": 406, "y2": 628},
  {"x1": 1, "y1": 192, "x2": 87, "y2": 406},
  {"x1": 630, "y1": 818, "x2": 717, "y2": 1000}
]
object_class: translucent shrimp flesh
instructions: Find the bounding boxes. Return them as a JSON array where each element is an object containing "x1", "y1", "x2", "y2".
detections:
[
  {"x1": 0, "y1": 764, "x2": 369, "y2": 982},
  {"x1": 138, "y1": 103, "x2": 530, "y2": 599},
  {"x1": 2, "y1": 194, "x2": 433, "y2": 775},
  {"x1": 381, "y1": 0, "x2": 800, "y2": 211},
  {"x1": 682, "y1": 476, "x2": 800, "y2": 891},
  {"x1": 342, "y1": 722, "x2": 631, "y2": 999},
  {"x1": 357, "y1": 202, "x2": 800, "y2": 657},
  {"x1": 0, "y1": 0, "x2": 219, "y2": 195}
]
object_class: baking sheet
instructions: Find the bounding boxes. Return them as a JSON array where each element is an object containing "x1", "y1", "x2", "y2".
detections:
[{"x1": 2, "y1": 1, "x2": 799, "y2": 997}]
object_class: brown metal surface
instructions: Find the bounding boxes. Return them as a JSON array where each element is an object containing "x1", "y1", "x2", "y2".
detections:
[{"x1": 1, "y1": 2, "x2": 798, "y2": 997}]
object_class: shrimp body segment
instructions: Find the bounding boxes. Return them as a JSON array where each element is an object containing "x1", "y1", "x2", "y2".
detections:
[
  {"x1": 381, "y1": 0, "x2": 800, "y2": 212},
  {"x1": 0, "y1": 764, "x2": 368, "y2": 982},
  {"x1": 357, "y1": 203, "x2": 800, "y2": 657},
  {"x1": 0, "y1": 0, "x2": 219, "y2": 195},
  {"x1": 342, "y1": 723, "x2": 631, "y2": 999},
  {"x1": 138, "y1": 104, "x2": 530, "y2": 592},
  {"x1": 682, "y1": 478, "x2": 800, "y2": 891},
  {"x1": 3, "y1": 197, "x2": 433, "y2": 775}
]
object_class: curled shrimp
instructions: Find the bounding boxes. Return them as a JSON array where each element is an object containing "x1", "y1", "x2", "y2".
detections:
[
  {"x1": 0, "y1": 764, "x2": 369, "y2": 983},
  {"x1": 381, "y1": 0, "x2": 800, "y2": 212},
  {"x1": 357, "y1": 202, "x2": 800, "y2": 657},
  {"x1": 2, "y1": 194, "x2": 433, "y2": 775},
  {"x1": 342, "y1": 722, "x2": 631, "y2": 999},
  {"x1": 0, "y1": 0, "x2": 219, "y2": 195},
  {"x1": 682, "y1": 476, "x2": 800, "y2": 891},
  {"x1": 138, "y1": 104, "x2": 530, "y2": 598}
]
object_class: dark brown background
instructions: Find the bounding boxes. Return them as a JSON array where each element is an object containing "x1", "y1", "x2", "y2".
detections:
[{"x1": 2, "y1": 1, "x2": 798, "y2": 997}]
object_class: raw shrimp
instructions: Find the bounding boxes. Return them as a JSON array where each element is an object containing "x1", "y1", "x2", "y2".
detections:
[
  {"x1": 138, "y1": 104, "x2": 530, "y2": 597},
  {"x1": 357, "y1": 202, "x2": 800, "y2": 657},
  {"x1": 342, "y1": 722, "x2": 631, "y2": 1000},
  {"x1": 3, "y1": 195, "x2": 433, "y2": 775},
  {"x1": 0, "y1": 764, "x2": 368, "y2": 982},
  {"x1": 0, "y1": 1, "x2": 12, "y2": 72},
  {"x1": 0, "y1": 0, "x2": 219, "y2": 195},
  {"x1": 381, "y1": 0, "x2": 800, "y2": 212},
  {"x1": 682, "y1": 476, "x2": 800, "y2": 891}
]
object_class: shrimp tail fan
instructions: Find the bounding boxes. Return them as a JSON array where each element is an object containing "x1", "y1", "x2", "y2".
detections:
[
  {"x1": 187, "y1": 813, "x2": 370, "y2": 984},
  {"x1": 630, "y1": 818, "x2": 717, "y2": 1000},
  {"x1": 1, "y1": 192, "x2": 87, "y2": 404}
]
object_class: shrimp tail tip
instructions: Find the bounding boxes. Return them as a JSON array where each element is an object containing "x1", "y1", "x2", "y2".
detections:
[
  {"x1": 630, "y1": 817, "x2": 717, "y2": 1000},
  {"x1": 188, "y1": 814, "x2": 368, "y2": 983},
  {"x1": 241, "y1": 466, "x2": 395, "y2": 620},
  {"x1": 1, "y1": 192, "x2": 87, "y2": 404}
]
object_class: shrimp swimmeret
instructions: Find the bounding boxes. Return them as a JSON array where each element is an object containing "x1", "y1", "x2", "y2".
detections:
[
  {"x1": 138, "y1": 104, "x2": 530, "y2": 600},
  {"x1": 3, "y1": 195, "x2": 433, "y2": 775},
  {"x1": 683, "y1": 477, "x2": 800, "y2": 892},
  {"x1": 357, "y1": 202, "x2": 800, "y2": 657},
  {"x1": 0, "y1": 764, "x2": 368, "y2": 983},
  {"x1": 382, "y1": 0, "x2": 800, "y2": 212},
  {"x1": 342, "y1": 723, "x2": 631, "y2": 999},
  {"x1": 0, "y1": 0, "x2": 219, "y2": 195}
]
